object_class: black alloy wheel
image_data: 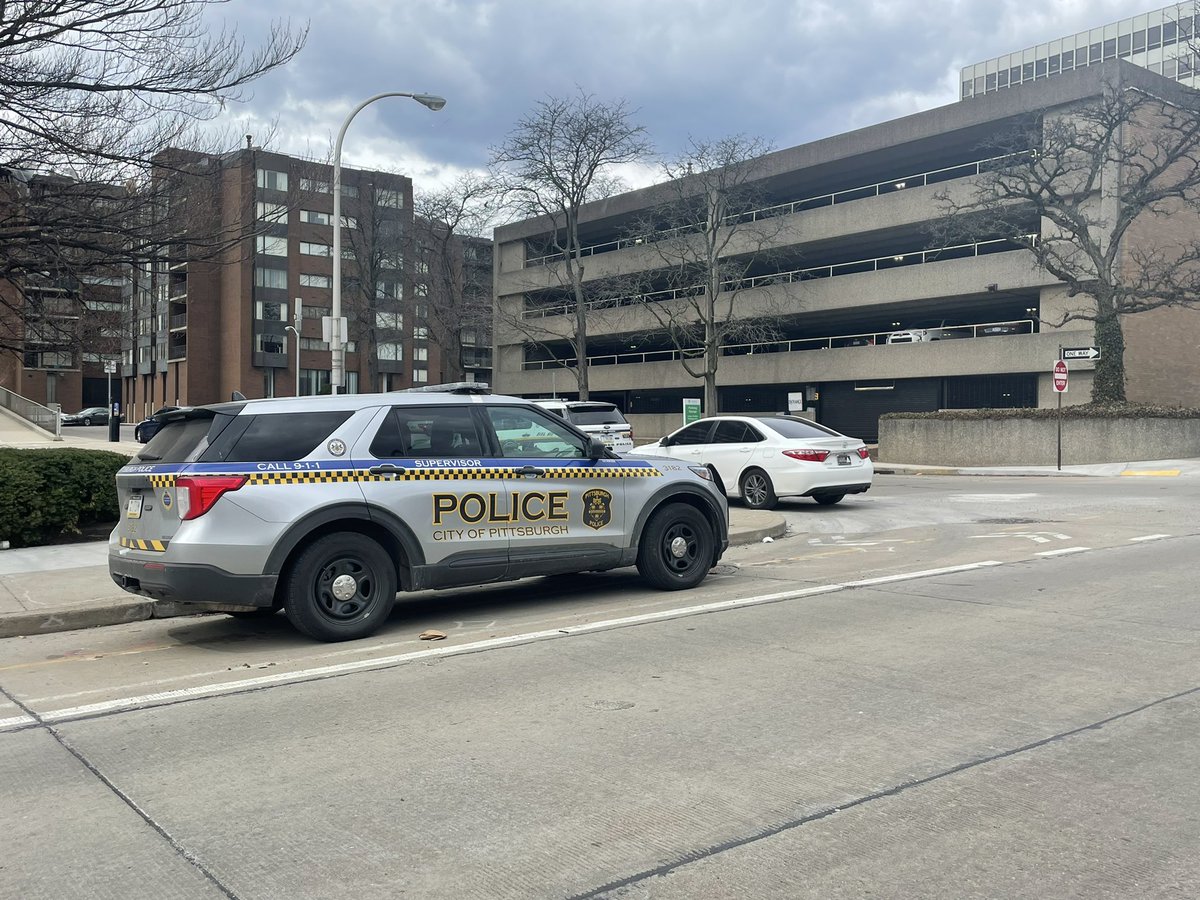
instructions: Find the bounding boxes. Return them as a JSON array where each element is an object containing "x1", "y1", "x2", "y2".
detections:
[
  {"x1": 636, "y1": 503, "x2": 714, "y2": 590},
  {"x1": 285, "y1": 534, "x2": 397, "y2": 641}
]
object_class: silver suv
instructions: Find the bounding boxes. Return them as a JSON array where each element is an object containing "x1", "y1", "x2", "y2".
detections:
[
  {"x1": 532, "y1": 399, "x2": 634, "y2": 453},
  {"x1": 109, "y1": 390, "x2": 728, "y2": 641}
]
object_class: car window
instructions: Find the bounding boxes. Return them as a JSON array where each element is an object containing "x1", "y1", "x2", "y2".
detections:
[
  {"x1": 668, "y1": 422, "x2": 715, "y2": 446},
  {"x1": 713, "y1": 421, "x2": 762, "y2": 443},
  {"x1": 567, "y1": 405, "x2": 627, "y2": 426},
  {"x1": 757, "y1": 417, "x2": 842, "y2": 439},
  {"x1": 486, "y1": 406, "x2": 586, "y2": 459},
  {"x1": 139, "y1": 415, "x2": 222, "y2": 462},
  {"x1": 215, "y1": 411, "x2": 353, "y2": 462},
  {"x1": 370, "y1": 406, "x2": 482, "y2": 458}
]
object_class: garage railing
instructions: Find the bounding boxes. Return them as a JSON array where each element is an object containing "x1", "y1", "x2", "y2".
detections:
[{"x1": 521, "y1": 318, "x2": 1036, "y2": 370}]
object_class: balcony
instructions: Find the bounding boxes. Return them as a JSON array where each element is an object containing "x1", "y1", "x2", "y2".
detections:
[
  {"x1": 168, "y1": 340, "x2": 186, "y2": 361},
  {"x1": 169, "y1": 313, "x2": 187, "y2": 330}
]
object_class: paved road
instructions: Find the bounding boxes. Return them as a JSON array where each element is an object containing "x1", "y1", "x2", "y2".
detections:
[{"x1": 2, "y1": 474, "x2": 1198, "y2": 898}]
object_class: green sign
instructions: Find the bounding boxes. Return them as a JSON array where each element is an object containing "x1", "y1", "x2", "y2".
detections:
[{"x1": 683, "y1": 398, "x2": 702, "y2": 424}]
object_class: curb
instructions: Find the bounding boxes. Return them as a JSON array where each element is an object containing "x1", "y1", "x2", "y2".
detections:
[{"x1": 728, "y1": 516, "x2": 788, "y2": 546}]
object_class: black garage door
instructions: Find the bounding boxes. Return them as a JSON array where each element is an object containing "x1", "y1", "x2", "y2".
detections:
[{"x1": 818, "y1": 378, "x2": 942, "y2": 443}]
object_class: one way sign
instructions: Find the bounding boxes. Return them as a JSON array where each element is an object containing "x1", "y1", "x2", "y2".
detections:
[{"x1": 1061, "y1": 346, "x2": 1101, "y2": 361}]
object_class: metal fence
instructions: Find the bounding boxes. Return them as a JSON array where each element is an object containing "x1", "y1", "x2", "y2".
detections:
[{"x1": 0, "y1": 385, "x2": 62, "y2": 438}]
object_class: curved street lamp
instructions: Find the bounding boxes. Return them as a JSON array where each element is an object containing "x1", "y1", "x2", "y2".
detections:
[{"x1": 330, "y1": 92, "x2": 446, "y2": 393}]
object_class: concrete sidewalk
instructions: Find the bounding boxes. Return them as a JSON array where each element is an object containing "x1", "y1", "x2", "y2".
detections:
[
  {"x1": 0, "y1": 405, "x2": 143, "y2": 456},
  {"x1": 876, "y1": 457, "x2": 1200, "y2": 477}
]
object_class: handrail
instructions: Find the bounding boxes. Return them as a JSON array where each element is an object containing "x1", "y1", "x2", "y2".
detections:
[
  {"x1": 0, "y1": 385, "x2": 63, "y2": 439},
  {"x1": 524, "y1": 149, "x2": 1037, "y2": 268},
  {"x1": 523, "y1": 233, "x2": 1040, "y2": 320},
  {"x1": 521, "y1": 319, "x2": 1037, "y2": 370}
]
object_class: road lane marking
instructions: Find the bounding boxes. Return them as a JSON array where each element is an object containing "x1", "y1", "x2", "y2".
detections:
[
  {"x1": 1036, "y1": 547, "x2": 1091, "y2": 557},
  {"x1": 28, "y1": 561, "x2": 1005, "y2": 726},
  {"x1": 970, "y1": 531, "x2": 1071, "y2": 544},
  {"x1": 1121, "y1": 470, "x2": 1180, "y2": 477},
  {"x1": 1130, "y1": 534, "x2": 1172, "y2": 542},
  {"x1": 0, "y1": 714, "x2": 37, "y2": 730},
  {"x1": 948, "y1": 494, "x2": 1039, "y2": 502}
]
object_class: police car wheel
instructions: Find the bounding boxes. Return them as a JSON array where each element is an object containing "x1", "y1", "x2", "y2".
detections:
[
  {"x1": 636, "y1": 503, "x2": 713, "y2": 591},
  {"x1": 284, "y1": 534, "x2": 397, "y2": 641}
]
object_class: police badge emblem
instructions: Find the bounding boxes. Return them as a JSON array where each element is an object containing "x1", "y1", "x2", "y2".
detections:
[{"x1": 582, "y1": 488, "x2": 613, "y2": 530}]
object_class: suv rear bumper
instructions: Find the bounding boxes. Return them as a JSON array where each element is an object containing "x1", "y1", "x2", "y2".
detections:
[{"x1": 109, "y1": 554, "x2": 278, "y2": 608}]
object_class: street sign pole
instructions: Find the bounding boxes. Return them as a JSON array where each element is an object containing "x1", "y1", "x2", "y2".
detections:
[{"x1": 1052, "y1": 353, "x2": 1070, "y2": 470}]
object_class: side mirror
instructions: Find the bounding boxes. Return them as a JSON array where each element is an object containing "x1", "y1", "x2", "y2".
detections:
[
  {"x1": 587, "y1": 437, "x2": 607, "y2": 460},
  {"x1": 660, "y1": 436, "x2": 670, "y2": 447}
]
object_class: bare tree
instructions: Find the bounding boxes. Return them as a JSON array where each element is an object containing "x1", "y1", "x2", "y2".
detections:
[
  {"x1": 340, "y1": 179, "x2": 412, "y2": 393},
  {"x1": 0, "y1": 0, "x2": 306, "y2": 354},
  {"x1": 413, "y1": 173, "x2": 496, "y2": 384},
  {"x1": 490, "y1": 90, "x2": 652, "y2": 399},
  {"x1": 935, "y1": 75, "x2": 1200, "y2": 403},
  {"x1": 627, "y1": 135, "x2": 786, "y2": 414}
]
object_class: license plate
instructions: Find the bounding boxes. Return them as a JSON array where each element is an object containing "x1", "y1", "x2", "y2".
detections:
[
  {"x1": 126, "y1": 494, "x2": 144, "y2": 518},
  {"x1": 837, "y1": 454, "x2": 851, "y2": 466}
]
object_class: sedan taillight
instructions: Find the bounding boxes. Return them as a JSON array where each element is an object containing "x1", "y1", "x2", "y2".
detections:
[
  {"x1": 857, "y1": 447, "x2": 871, "y2": 459},
  {"x1": 783, "y1": 449, "x2": 830, "y2": 463},
  {"x1": 176, "y1": 475, "x2": 248, "y2": 520}
]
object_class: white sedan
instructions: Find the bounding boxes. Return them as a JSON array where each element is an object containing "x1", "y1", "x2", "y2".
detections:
[{"x1": 627, "y1": 415, "x2": 873, "y2": 510}]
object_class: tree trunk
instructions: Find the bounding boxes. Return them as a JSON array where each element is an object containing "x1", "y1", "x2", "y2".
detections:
[{"x1": 1092, "y1": 311, "x2": 1126, "y2": 403}]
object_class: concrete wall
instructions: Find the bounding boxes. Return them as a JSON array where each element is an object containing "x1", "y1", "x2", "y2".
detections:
[{"x1": 879, "y1": 416, "x2": 1200, "y2": 466}]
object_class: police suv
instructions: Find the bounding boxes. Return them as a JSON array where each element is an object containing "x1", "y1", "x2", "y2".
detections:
[{"x1": 109, "y1": 388, "x2": 729, "y2": 641}]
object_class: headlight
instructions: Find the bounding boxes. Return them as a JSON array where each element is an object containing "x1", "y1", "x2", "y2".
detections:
[{"x1": 688, "y1": 465, "x2": 714, "y2": 482}]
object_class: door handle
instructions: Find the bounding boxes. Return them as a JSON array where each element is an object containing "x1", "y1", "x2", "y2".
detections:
[
  {"x1": 369, "y1": 464, "x2": 402, "y2": 476},
  {"x1": 517, "y1": 465, "x2": 544, "y2": 478}
]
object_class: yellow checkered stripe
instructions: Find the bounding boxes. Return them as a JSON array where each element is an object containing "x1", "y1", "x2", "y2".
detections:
[
  {"x1": 120, "y1": 537, "x2": 168, "y2": 552},
  {"x1": 141, "y1": 466, "x2": 663, "y2": 486}
]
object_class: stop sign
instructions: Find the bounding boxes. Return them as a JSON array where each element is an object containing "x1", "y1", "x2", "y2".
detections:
[{"x1": 1053, "y1": 359, "x2": 1068, "y2": 393}]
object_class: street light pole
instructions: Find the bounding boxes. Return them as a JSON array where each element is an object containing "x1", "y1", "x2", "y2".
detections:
[{"x1": 330, "y1": 91, "x2": 446, "y2": 394}]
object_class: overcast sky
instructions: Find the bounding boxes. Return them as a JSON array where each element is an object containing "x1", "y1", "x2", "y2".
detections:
[{"x1": 218, "y1": 0, "x2": 1148, "y2": 191}]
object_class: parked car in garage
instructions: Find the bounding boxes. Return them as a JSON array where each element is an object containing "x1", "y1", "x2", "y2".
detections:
[
  {"x1": 978, "y1": 322, "x2": 1025, "y2": 337},
  {"x1": 886, "y1": 322, "x2": 972, "y2": 343},
  {"x1": 627, "y1": 415, "x2": 873, "y2": 510},
  {"x1": 133, "y1": 406, "x2": 179, "y2": 443},
  {"x1": 60, "y1": 406, "x2": 113, "y2": 426}
]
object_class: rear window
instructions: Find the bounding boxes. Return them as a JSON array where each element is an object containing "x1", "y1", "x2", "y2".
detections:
[
  {"x1": 756, "y1": 417, "x2": 842, "y2": 439},
  {"x1": 209, "y1": 411, "x2": 353, "y2": 462},
  {"x1": 567, "y1": 405, "x2": 627, "y2": 426},
  {"x1": 136, "y1": 415, "x2": 222, "y2": 463}
]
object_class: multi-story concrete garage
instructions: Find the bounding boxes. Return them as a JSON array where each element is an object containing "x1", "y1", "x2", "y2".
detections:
[{"x1": 492, "y1": 61, "x2": 1200, "y2": 442}]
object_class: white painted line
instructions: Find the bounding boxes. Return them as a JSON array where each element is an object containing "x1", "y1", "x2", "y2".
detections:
[
  {"x1": 36, "y1": 560, "x2": 1007, "y2": 725},
  {"x1": 1129, "y1": 534, "x2": 1172, "y2": 542},
  {"x1": 1036, "y1": 547, "x2": 1091, "y2": 557},
  {"x1": 0, "y1": 714, "x2": 37, "y2": 732}
]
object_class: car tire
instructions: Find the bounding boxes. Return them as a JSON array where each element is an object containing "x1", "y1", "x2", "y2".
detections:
[
  {"x1": 284, "y1": 533, "x2": 397, "y2": 642},
  {"x1": 739, "y1": 469, "x2": 778, "y2": 510},
  {"x1": 82, "y1": 417, "x2": 92, "y2": 426},
  {"x1": 636, "y1": 502, "x2": 714, "y2": 591},
  {"x1": 813, "y1": 493, "x2": 845, "y2": 506}
]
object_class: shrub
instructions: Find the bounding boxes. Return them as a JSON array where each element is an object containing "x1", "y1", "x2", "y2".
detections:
[{"x1": 0, "y1": 448, "x2": 129, "y2": 548}]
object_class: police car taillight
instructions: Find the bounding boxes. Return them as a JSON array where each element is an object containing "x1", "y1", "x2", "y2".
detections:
[{"x1": 176, "y1": 475, "x2": 248, "y2": 520}]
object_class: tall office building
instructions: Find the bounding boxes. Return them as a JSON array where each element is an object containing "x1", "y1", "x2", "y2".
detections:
[{"x1": 961, "y1": 3, "x2": 1200, "y2": 100}]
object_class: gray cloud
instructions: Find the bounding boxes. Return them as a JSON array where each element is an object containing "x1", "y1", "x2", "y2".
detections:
[{"x1": 214, "y1": 0, "x2": 1150, "y2": 181}]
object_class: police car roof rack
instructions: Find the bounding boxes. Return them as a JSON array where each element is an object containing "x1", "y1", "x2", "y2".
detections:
[{"x1": 396, "y1": 382, "x2": 491, "y2": 395}]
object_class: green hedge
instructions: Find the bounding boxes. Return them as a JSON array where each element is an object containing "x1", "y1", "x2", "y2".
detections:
[
  {"x1": 880, "y1": 403, "x2": 1200, "y2": 422},
  {"x1": 0, "y1": 448, "x2": 129, "y2": 548}
]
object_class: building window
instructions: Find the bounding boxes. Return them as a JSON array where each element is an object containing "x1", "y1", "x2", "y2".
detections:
[
  {"x1": 255, "y1": 300, "x2": 288, "y2": 321},
  {"x1": 375, "y1": 311, "x2": 403, "y2": 330},
  {"x1": 256, "y1": 235, "x2": 288, "y2": 257},
  {"x1": 300, "y1": 241, "x2": 332, "y2": 257},
  {"x1": 300, "y1": 273, "x2": 331, "y2": 289},
  {"x1": 256, "y1": 169, "x2": 288, "y2": 192},
  {"x1": 256, "y1": 202, "x2": 287, "y2": 223},
  {"x1": 461, "y1": 328, "x2": 477, "y2": 346},
  {"x1": 254, "y1": 267, "x2": 288, "y2": 290},
  {"x1": 414, "y1": 346, "x2": 428, "y2": 362},
  {"x1": 23, "y1": 350, "x2": 73, "y2": 369},
  {"x1": 413, "y1": 326, "x2": 428, "y2": 340},
  {"x1": 376, "y1": 188, "x2": 405, "y2": 209},
  {"x1": 342, "y1": 185, "x2": 359, "y2": 199},
  {"x1": 299, "y1": 368, "x2": 330, "y2": 397},
  {"x1": 303, "y1": 305, "x2": 330, "y2": 319},
  {"x1": 255, "y1": 333, "x2": 285, "y2": 354},
  {"x1": 341, "y1": 215, "x2": 359, "y2": 230},
  {"x1": 301, "y1": 209, "x2": 332, "y2": 226},
  {"x1": 414, "y1": 282, "x2": 428, "y2": 297},
  {"x1": 375, "y1": 279, "x2": 402, "y2": 300},
  {"x1": 300, "y1": 178, "x2": 330, "y2": 193},
  {"x1": 413, "y1": 367, "x2": 428, "y2": 383},
  {"x1": 378, "y1": 342, "x2": 403, "y2": 361}
]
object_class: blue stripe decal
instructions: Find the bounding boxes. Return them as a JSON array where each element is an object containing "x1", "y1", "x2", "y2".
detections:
[{"x1": 119, "y1": 458, "x2": 660, "y2": 476}]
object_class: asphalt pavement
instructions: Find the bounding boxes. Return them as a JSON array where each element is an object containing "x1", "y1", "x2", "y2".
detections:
[{"x1": 2, "y1": 404, "x2": 1198, "y2": 639}]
